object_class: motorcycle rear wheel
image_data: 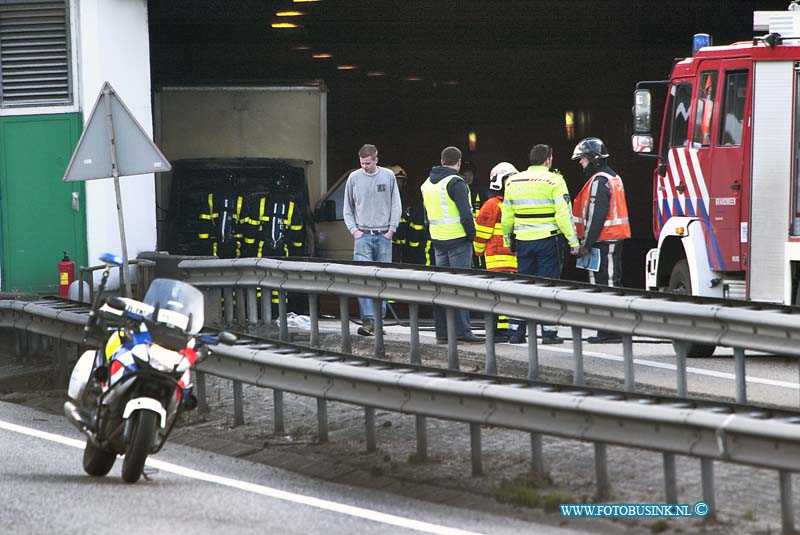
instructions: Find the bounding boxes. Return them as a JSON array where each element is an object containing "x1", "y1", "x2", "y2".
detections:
[
  {"x1": 82, "y1": 440, "x2": 116, "y2": 477},
  {"x1": 121, "y1": 410, "x2": 158, "y2": 483}
]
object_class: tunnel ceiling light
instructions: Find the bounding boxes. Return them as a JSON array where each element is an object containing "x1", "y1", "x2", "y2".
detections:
[
  {"x1": 276, "y1": 11, "x2": 305, "y2": 16},
  {"x1": 312, "y1": 53, "x2": 333, "y2": 59},
  {"x1": 292, "y1": 0, "x2": 320, "y2": 2},
  {"x1": 272, "y1": 22, "x2": 302, "y2": 28},
  {"x1": 367, "y1": 71, "x2": 385, "y2": 77},
  {"x1": 291, "y1": 44, "x2": 312, "y2": 51},
  {"x1": 404, "y1": 75, "x2": 422, "y2": 81},
  {"x1": 337, "y1": 64, "x2": 357, "y2": 70},
  {"x1": 442, "y1": 80, "x2": 459, "y2": 86}
]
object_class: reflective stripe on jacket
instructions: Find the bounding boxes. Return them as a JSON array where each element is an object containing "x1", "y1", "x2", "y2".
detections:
[
  {"x1": 573, "y1": 171, "x2": 631, "y2": 242},
  {"x1": 421, "y1": 174, "x2": 467, "y2": 240},
  {"x1": 474, "y1": 196, "x2": 517, "y2": 272},
  {"x1": 501, "y1": 165, "x2": 579, "y2": 247}
]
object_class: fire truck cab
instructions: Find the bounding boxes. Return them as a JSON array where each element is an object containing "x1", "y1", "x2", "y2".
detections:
[{"x1": 633, "y1": 7, "x2": 800, "y2": 317}]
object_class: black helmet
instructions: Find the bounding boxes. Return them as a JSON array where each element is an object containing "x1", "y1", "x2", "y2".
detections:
[{"x1": 571, "y1": 137, "x2": 609, "y2": 162}]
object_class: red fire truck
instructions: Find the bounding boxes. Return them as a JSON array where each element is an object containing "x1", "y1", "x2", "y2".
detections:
[{"x1": 632, "y1": 7, "x2": 800, "y2": 355}]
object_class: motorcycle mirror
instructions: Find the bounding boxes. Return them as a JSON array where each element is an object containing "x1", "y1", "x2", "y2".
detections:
[
  {"x1": 218, "y1": 331, "x2": 237, "y2": 345},
  {"x1": 106, "y1": 296, "x2": 127, "y2": 311}
]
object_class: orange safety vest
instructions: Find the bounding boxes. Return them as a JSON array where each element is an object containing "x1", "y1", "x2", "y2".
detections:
[
  {"x1": 473, "y1": 196, "x2": 517, "y2": 272},
  {"x1": 573, "y1": 172, "x2": 631, "y2": 242}
]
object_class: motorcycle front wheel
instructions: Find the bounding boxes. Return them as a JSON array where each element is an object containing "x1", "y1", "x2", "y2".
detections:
[
  {"x1": 121, "y1": 410, "x2": 158, "y2": 483},
  {"x1": 82, "y1": 440, "x2": 116, "y2": 476}
]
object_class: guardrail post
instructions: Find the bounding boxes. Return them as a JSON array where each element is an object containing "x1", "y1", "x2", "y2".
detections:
[
  {"x1": 223, "y1": 287, "x2": 234, "y2": 326},
  {"x1": 446, "y1": 307, "x2": 459, "y2": 371},
  {"x1": 339, "y1": 296, "x2": 351, "y2": 353},
  {"x1": 701, "y1": 458, "x2": 716, "y2": 520},
  {"x1": 623, "y1": 335, "x2": 634, "y2": 392},
  {"x1": 484, "y1": 312, "x2": 497, "y2": 375},
  {"x1": 195, "y1": 370, "x2": 208, "y2": 413},
  {"x1": 274, "y1": 390, "x2": 285, "y2": 434},
  {"x1": 233, "y1": 380, "x2": 244, "y2": 426},
  {"x1": 530, "y1": 433, "x2": 545, "y2": 477},
  {"x1": 470, "y1": 423, "x2": 482, "y2": 476},
  {"x1": 260, "y1": 287, "x2": 272, "y2": 326},
  {"x1": 527, "y1": 320, "x2": 538, "y2": 380},
  {"x1": 663, "y1": 452, "x2": 677, "y2": 503},
  {"x1": 202, "y1": 288, "x2": 223, "y2": 327},
  {"x1": 309, "y1": 293, "x2": 319, "y2": 348},
  {"x1": 572, "y1": 326, "x2": 583, "y2": 386},
  {"x1": 55, "y1": 340, "x2": 68, "y2": 387},
  {"x1": 15, "y1": 330, "x2": 28, "y2": 356},
  {"x1": 594, "y1": 442, "x2": 610, "y2": 500},
  {"x1": 235, "y1": 288, "x2": 246, "y2": 327},
  {"x1": 373, "y1": 298, "x2": 385, "y2": 359},
  {"x1": 317, "y1": 398, "x2": 328, "y2": 443},
  {"x1": 780, "y1": 470, "x2": 794, "y2": 535},
  {"x1": 246, "y1": 288, "x2": 258, "y2": 326},
  {"x1": 365, "y1": 407, "x2": 376, "y2": 452},
  {"x1": 278, "y1": 289, "x2": 288, "y2": 341},
  {"x1": 409, "y1": 303, "x2": 420, "y2": 365},
  {"x1": 734, "y1": 347, "x2": 746, "y2": 403},
  {"x1": 415, "y1": 415, "x2": 428, "y2": 461},
  {"x1": 674, "y1": 341, "x2": 688, "y2": 397}
]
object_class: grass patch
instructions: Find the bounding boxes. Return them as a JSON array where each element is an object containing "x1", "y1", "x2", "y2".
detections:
[
  {"x1": 495, "y1": 477, "x2": 541, "y2": 508},
  {"x1": 494, "y1": 471, "x2": 564, "y2": 509},
  {"x1": 541, "y1": 492, "x2": 573, "y2": 514},
  {"x1": 650, "y1": 519, "x2": 669, "y2": 534},
  {"x1": 369, "y1": 465, "x2": 384, "y2": 477}
]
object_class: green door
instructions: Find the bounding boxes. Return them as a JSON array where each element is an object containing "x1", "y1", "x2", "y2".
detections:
[{"x1": 0, "y1": 113, "x2": 87, "y2": 292}]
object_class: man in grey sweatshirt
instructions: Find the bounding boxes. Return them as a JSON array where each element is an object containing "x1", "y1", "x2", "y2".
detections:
[{"x1": 343, "y1": 144, "x2": 402, "y2": 335}]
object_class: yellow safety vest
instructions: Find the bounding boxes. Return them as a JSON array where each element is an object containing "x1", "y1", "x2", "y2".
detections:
[
  {"x1": 501, "y1": 166, "x2": 578, "y2": 247},
  {"x1": 421, "y1": 175, "x2": 467, "y2": 240}
]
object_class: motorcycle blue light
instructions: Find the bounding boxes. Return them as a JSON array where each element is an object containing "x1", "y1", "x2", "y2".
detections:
[
  {"x1": 99, "y1": 252, "x2": 124, "y2": 266},
  {"x1": 693, "y1": 33, "x2": 712, "y2": 56}
]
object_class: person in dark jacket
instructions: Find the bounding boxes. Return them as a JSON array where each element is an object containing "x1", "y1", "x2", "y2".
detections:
[
  {"x1": 571, "y1": 137, "x2": 631, "y2": 343},
  {"x1": 420, "y1": 146, "x2": 482, "y2": 344}
]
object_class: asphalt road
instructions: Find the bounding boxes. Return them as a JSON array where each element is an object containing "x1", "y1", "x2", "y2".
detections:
[{"x1": 0, "y1": 401, "x2": 593, "y2": 535}]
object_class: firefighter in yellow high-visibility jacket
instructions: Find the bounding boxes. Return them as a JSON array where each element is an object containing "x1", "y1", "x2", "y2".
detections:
[
  {"x1": 501, "y1": 144, "x2": 581, "y2": 344},
  {"x1": 474, "y1": 162, "x2": 519, "y2": 342}
]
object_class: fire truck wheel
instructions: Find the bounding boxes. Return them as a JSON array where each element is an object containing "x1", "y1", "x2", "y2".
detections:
[{"x1": 667, "y1": 260, "x2": 716, "y2": 358}]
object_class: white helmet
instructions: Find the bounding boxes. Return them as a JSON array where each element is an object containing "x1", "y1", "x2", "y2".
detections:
[{"x1": 489, "y1": 162, "x2": 518, "y2": 191}]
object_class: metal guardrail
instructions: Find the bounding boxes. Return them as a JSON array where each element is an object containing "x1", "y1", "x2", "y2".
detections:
[
  {"x1": 196, "y1": 341, "x2": 800, "y2": 532},
  {"x1": 179, "y1": 257, "x2": 800, "y2": 406},
  {"x1": 4, "y1": 290, "x2": 800, "y2": 532}
]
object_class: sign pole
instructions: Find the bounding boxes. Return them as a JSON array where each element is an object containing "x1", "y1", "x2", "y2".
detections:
[{"x1": 102, "y1": 87, "x2": 131, "y2": 297}]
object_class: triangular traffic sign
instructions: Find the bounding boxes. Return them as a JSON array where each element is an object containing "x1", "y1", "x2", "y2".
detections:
[{"x1": 63, "y1": 81, "x2": 171, "y2": 182}]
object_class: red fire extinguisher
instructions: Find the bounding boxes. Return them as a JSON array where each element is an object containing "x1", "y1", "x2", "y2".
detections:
[{"x1": 58, "y1": 251, "x2": 75, "y2": 298}]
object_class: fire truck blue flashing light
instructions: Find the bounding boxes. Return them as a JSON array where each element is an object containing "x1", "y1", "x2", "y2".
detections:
[{"x1": 693, "y1": 34, "x2": 712, "y2": 56}]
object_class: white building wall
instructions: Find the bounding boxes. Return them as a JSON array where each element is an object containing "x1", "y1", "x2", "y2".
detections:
[{"x1": 77, "y1": 0, "x2": 157, "y2": 285}]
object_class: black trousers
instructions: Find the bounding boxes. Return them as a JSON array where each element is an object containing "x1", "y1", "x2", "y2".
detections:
[{"x1": 588, "y1": 240, "x2": 624, "y2": 288}]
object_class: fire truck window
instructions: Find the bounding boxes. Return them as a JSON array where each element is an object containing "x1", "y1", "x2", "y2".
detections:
[
  {"x1": 719, "y1": 71, "x2": 747, "y2": 146},
  {"x1": 669, "y1": 83, "x2": 692, "y2": 148},
  {"x1": 692, "y1": 71, "x2": 718, "y2": 148}
]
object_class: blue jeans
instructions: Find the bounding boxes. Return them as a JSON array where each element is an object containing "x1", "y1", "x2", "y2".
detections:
[
  {"x1": 354, "y1": 233, "x2": 393, "y2": 321},
  {"x1": 432, "y1": 239, "x2": 474, "y2": 339},
  {"x1": 509, "y1": 236, "x2": 561, "y2": 338}
]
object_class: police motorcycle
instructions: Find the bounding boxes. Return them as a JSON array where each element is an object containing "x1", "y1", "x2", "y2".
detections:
[{"x1": 64, "y1": 253, "x2": 235, "y2": 483}]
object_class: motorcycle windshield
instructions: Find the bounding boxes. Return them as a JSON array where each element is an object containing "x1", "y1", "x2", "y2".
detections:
[{"x1": 143, "y1": 279, "x2": 204, "y2": 335}]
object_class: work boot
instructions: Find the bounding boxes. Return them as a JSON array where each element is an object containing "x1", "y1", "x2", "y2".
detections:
[
  {"x1": 508, "y1": 335, "x2": 526, "y2": 344},
  {"x1": 493, "y1": 333, "x2": 509, "y2": 343},
  {"x1": 457, "y1": 334, "x2": 484, "y2": 344},
  {"x1": 587, "y1": 331, "x2": 622, "y2": 344},
  {"x1": 541, "y1": 334, "x2": 564, "y2": 345},
  {"x1": 357, "y1": 320, "x2": 374, "y2": 336}
]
